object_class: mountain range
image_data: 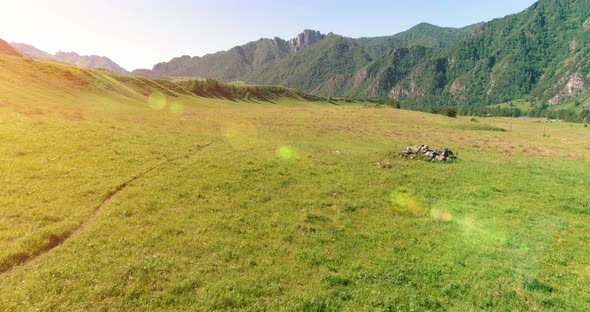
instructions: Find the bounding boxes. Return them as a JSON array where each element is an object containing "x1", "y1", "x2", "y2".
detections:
[
  {"x1": 6, "y1": 0, "x2": 590, "y2": 114},
  {"x1": 131, "y1": 23, "x2": 481, "y2": 94},
  {"x1": 132, "y1": 0, "x2": 590, "y2": 111},
  {"x1": 10, "y1": 43, "x2": 129, "y2": 74}
]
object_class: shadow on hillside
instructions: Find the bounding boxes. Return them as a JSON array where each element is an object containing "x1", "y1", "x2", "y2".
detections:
[{"x1": 173, "y1": 79, "x2": 322, "y2": 103}]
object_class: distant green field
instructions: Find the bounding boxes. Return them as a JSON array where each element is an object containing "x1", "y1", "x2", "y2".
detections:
[
  {"x1": 490, "y1": 99, "x2": 531, "y2": 112},
  {"x1": 1, "y1": 55, "x2": 589, "y2": 311}
]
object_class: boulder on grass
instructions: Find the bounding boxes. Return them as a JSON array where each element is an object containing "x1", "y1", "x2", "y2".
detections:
[{"x1": 400, "y1": 145, "x2": 457, "y2": 162}]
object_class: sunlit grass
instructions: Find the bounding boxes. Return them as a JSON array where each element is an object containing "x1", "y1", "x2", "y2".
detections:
[{"x1": 0, "y1": 55, "x2": 589, "y2": 310}]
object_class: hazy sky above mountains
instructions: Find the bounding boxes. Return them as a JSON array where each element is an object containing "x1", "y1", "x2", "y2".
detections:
[{"x1": 0, "y1": 0, "x2": 536, "y2": 70}]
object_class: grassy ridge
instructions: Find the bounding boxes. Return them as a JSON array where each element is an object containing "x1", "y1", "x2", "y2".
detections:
[
  {"x1": 1, "y1": 55, "x2": 590, "y2": 310},
  {"x1": 175, "y1": 79, "x2": 324, "y2": 102}
]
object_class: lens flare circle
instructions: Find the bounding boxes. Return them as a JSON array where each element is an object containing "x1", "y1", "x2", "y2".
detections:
[
  {"x1": 430, "y1": 209, "x2": 453, "y2": 221},
  {"x1": 390, "y1": 187, "x2": 427, "y2": 216},
  {"x1": 148, "y1": 92, "x2": 167, "y2": 111},
  {"x1": 277, "y1": 146, "x2": 297, "y2": 160},
  {"x1": 222, "y1": 122, "x2": 259, "y2": 150}
]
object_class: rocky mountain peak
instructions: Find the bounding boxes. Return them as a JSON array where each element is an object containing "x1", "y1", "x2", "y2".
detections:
[
  {"x1": 289, "y1": 30, "x2": 326, "y2": 50},
  {"x1": 55, "y1": 51, "x2": 79, "y2": 56}
]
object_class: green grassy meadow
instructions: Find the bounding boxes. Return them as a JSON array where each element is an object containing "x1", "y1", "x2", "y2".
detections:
[{"x1": 1, "y1": 55, "x2": 590, "y2": 311}]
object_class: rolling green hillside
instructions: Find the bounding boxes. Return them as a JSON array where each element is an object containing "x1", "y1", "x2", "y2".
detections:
[
  {"x1": 355, "y1": 22, "x2": 483, "y2": 59},
  {"x1": 312, "y1": 45, "x2": 432, "y2": 98},
  {"x1": 250, "y1": 35, "x2": 373, "y2": 94},
  {"x1": 392, "y1": 0, "x2": 590, "y2": 110},
  {"x1": 0, "y1": 53, "x2": 321, "y2": 121}
]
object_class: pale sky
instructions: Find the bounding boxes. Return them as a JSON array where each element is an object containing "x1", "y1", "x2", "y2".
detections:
[{"x1": 0, "y1": 0, "x2": 537, "y2": 71}]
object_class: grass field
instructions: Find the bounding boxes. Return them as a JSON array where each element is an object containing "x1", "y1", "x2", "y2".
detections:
[
  {"x1": 1, "y1": 55, "x2": 590, "y2": 311},
  {"x1": 490, "y1": 99, "x2": 532, "y2": 112}
]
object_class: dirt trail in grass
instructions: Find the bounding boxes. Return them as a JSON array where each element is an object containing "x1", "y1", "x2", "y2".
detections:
[{"x1": 0, "y1": 142, "x2": 214, "y2": 275}]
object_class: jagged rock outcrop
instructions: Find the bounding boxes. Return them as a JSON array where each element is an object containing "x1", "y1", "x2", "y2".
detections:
[
  {"x1": 569, "y1": 39, "x2": 578, "y2": 52},
  {"x1": 548, "y1": 73, "x2": 587, "y2": 105},
  {"x1": 389, "y1": 80, "x2": 418, "y2": 100},
  {"x1": 450, "y1": 80, "x2": 465, "y2": 95},
  {"x1": 289, "y1": 30, "x2": 326, "y2": 50}
]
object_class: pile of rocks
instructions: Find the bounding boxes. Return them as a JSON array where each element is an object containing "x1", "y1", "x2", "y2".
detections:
[{"x1": 401, "y1": 145, "x2": 456, "y2": 162}]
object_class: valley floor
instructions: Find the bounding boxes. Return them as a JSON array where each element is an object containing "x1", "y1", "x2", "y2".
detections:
[{"x1": 1, "y1": 95, "x2": 589, "y2": 311}]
